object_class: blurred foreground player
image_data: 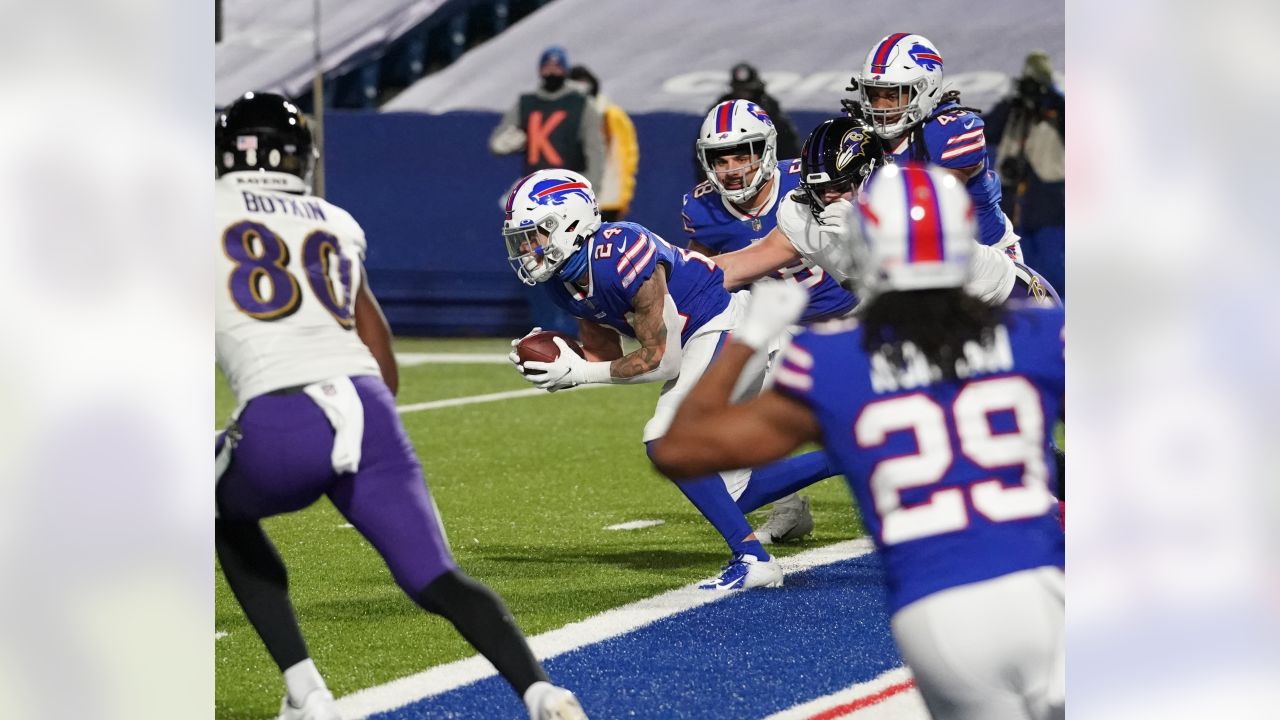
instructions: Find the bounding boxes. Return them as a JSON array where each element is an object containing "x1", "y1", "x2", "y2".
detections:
[
  {"x1": 215, "y1": 92, "x2": 586, "y2": 720},
  {"x1": 653, "y1": 163, "x2": 1064, "y2": 720}
]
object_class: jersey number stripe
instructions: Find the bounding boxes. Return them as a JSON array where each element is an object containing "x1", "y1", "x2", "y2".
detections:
[
  {"x1": 222, "y1": 221, "x2": 356, "y2": 328},
  {"x1": 854, "y1": 376, "x2": 1054, "y2": 545}
]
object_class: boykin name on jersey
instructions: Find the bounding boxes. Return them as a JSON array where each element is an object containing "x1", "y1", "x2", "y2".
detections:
[
  {"x1": 547, "y1": 221, "x2": 729, "y2": 346},
  {"x1": 680, "y1": 159, "x2": 856, "y2": 321}
]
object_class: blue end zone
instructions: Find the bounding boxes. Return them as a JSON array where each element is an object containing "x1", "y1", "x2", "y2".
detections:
[{"x1": 372, "y1": 552, "x2": 903, "y2": 719}]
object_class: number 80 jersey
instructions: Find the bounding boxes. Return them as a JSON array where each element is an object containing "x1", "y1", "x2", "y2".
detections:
[{"x1": 215, "y1": 176, "x2": 379, "y2": 403}]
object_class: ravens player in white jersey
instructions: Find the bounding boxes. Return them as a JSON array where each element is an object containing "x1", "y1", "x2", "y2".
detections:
[
  {"x1": 654, "y1": 163, "x2": 1064, "y2": 720},
  {"x1": 215, "y1": 92, "x2": 586, "y2": 720}
]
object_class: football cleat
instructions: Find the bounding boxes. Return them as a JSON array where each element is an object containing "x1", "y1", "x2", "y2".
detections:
[
  {"x1": 527, "y1": 683, "x2": 589, "y2": 720},
  {"x1": 277, "y1": 689, "x2": 341, "y2": 720},
  {"x1": 755, "y1": 494, "x2": 814, "y2": 545},
  {"x1": 699, "y1": 553, "x2": 784, "y2": 591}
]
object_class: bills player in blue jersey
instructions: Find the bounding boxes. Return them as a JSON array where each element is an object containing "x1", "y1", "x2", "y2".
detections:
[
  {"x1": 653, "y1": 163, "x2": 1064, "y2": 720},
  {"x1": 848, "y1": 32, "x2": 1030, "y2": 266},
  {"x1": 682, "y1": 102, "x2": 862, "y2": 543},
  {"x1": 215, "y1": 93, "x2": 586, "y2": 720},
  {"x1": 504, "y1": 169, "x2": 839, "y2": 590}
]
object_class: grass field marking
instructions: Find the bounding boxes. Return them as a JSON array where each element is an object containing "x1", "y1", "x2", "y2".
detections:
[
  {"x1": 603, "y1": 519, "x2": 666, "y2": 530},
  {"x1": 394, "y1": 352, "x2": 509, "y2": 367},
  {"x1": 394, "y1": 384, "x2": 607, "y2": 415},
  {"x1": 215, "y1": 631, "x2": 228, "y2": 641},
  {"x1": 761, "y1": 667, "x2": 925, "y2": 720},
  {"x1": 334, "y1": 537, "x2": 876, "y2": 719}
]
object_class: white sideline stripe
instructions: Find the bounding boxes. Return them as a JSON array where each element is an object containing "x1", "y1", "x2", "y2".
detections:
[
  {"x1": 603, "y1": 519, "x2": 666, "y2": 531},
  {"x1": 215, "y1": 385, "x2": 609, "y2": 434},
  {"x1": 395, "y1": 352, "x2": 509, "y2": 367},
  {"x1": 761, "y1": 666, "x2": 929, "y2": 720},
  {"x1": 335, "y1": 538, "x2": 876, "y2": 719},
  {"x1": 394, "y1": 384, "x2": 605, "y2": 414}
]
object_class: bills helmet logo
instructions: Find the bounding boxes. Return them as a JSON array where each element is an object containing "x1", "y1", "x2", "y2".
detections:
[
  {"x1": 530, "y1": 177, "x2": 593, "y2": 207},
  {"x1": 909, "y1": 43, "x2": 943, "y2": 71},
  {"x1": 745, "y1": 102, "x2": 774, "y2": 127},
  {"x1": 836, "y1": 129, "x2": 869, "y2": 172}
]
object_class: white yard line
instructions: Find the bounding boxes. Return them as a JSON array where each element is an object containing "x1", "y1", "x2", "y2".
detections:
[
  {"x1": 394, "y1": 352, "x2": 509, "y2": 367},
  {"x1": 394, "y1": 384, "x2": 604, "y2": 414},
  {"x1": 603, "y1": 519, "x2": 666, "y2": 531},
  {"x1": 335, "y1": 538, "x2": 876, "y2": 719}
]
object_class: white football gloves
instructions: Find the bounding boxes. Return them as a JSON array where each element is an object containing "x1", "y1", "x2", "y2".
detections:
[
  {"x1": 813, "y1": 198, "x2": 862, "y2": 287},
  {"x1": 521, "y1": 337, "x2": 611, "y2": 391},
  {"x1": 508, "y1": 327, "x2": 543, "y2": 381},
  {"x1": 735, "y1": 279, "x2": 809, "y2": 352},
  {"x1": 491, "y1": 125, "x2": 527, "y2": 155}
]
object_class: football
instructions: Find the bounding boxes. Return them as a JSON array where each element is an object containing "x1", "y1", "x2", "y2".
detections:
[{"x1": 516, "y1": 331, "x2": 585, "y2": 364}]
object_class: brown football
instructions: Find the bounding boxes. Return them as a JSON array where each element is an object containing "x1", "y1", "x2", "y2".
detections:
[{"x1": 516, "y1": 331, "x2": 585, "y2": 364}]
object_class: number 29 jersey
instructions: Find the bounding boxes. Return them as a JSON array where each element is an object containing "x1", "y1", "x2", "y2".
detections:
[
  {"x1": 215, "y1": 174, "x2": 379, "y2": 403},
  {"x1": 773, "y1": 306, "x2": 1065, "y2": 613}
]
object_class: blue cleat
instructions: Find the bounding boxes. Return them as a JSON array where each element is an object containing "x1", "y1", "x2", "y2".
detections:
[{"x1": 698, "y1": 553, "x2": 784, "y2": 591}]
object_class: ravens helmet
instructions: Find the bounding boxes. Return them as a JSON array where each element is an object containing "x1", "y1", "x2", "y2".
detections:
[
  {"x1": 795, "y1": 117, "x2": 882, "y2": 218},
  {"x1": 215, "y1": 92, "x2": 316, "y2": 191}
]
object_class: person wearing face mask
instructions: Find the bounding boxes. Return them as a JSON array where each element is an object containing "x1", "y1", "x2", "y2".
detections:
[{"x1": 490, "y1": 46, "x2": 605, "y2": 190}]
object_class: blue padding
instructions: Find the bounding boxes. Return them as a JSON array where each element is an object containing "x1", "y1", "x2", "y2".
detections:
[
  {"x1": 370, "y1": 551, "x2": 903, "y2": 719},
  {"x1": 323, "y1": 110, "x2": 833, "y2": 336}
]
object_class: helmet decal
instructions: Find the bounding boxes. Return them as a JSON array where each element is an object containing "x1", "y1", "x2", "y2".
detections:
[
  {"x1": 715, "y1": 100, "x2": 736, "y2": 133},
  {"x1": 745, "y1": 102, "x2": 773, "y2": 127},
  {"x1": 870, "y1": 32, "x2": 910, "y2": 74},
  {"x1": 836, "y1": 129, "x2": 867, "y2": 172},
  {"x1": 908, "y1": 43, "x2": 943, "y2": 71},
  {"x1": 531, "y1": 178, "x2": 593, "y2": 206}
]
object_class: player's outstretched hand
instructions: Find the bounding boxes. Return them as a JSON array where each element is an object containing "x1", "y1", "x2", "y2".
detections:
[
  {"x1": 521, "y1": 337, "x2": 590, "y2": 391},
  {"x1": 509, "y1": 327, "x2": 544, "y2": 379},
  {"x1": 735, "y1": 279, "x2": 809, "y2": 352}
]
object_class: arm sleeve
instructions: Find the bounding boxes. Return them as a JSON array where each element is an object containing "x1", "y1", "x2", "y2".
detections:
[{"x1": 580, "y1": 100, "x2": 607, "y2": 188}]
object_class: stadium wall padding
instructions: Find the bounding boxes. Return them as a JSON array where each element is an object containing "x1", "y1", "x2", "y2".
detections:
[{"x1": 325, "y1": 109, "x2": 830, "y2": 336}]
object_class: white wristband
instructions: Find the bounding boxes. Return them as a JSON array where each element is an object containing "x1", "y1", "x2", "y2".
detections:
[{"x1": 581, "y1": 360, "x2": 614, "y2": 384}]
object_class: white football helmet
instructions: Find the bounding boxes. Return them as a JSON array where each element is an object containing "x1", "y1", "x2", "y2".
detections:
[
  {"x1": 503, "y1": 169, "x2": 601, "y2": 285},
  {"x1": 857, "y1": 33, "x2": 945, "y2": 139},
  {"x1": 696, "y1": 100, "x2": 779, "y2": 204},
  {"x1": 853, "y1": 162, "x2": 974, "y2": 296}
]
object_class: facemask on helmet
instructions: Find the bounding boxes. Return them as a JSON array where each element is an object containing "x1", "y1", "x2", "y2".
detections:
[
  {"x1": 696, "y1": 100, "x2": 779, "y2": 204},
  {"x1": 856, "y1": 33, "x2": 945, "y2": 139},
  {"x1": 797, "y1": 118, "x2": 881, "y2": 219},
  {"x1": 215, "y1": 91, "x2": 317, "y2": 193},
  {"x1": 853, "y1": 162, "x2": 975, "y2": 298},
  {"x1": 503, "y1": 170, "x2": 602, "y2": 285}
]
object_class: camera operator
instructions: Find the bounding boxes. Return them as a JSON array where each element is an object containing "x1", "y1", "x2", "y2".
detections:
[{"x1": 987, "y1": 51, "x2": 1066, "y2": 298}]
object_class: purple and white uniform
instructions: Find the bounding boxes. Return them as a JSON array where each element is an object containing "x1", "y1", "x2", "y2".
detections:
[{"x1": 215, "y1": 172, "x2": 454, "y2": 595}]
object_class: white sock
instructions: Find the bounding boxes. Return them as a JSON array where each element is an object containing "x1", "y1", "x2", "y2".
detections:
[
  {"x1": 522, "y1": 680, "x2": 554, "y2": 715},
  {"x1": 283, "y1": 658, "x2": 327, "y2": 707}
]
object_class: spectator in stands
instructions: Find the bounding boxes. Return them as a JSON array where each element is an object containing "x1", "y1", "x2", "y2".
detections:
[
  {"x1": 568, "y1": 64, "x2": 639, "y2": 222},
  {"x1": 986, "y1": 51, "x2": 1066, "y2": 298},
  {"x1": 696, "y1": 62, "x2": 801, "y2": 181},
  {"x1": 491, "y1": 46, "x2": 605, "y2": 335},
  {"x1": 490, "y1": 46, "x2": 606, "y2": 188}
]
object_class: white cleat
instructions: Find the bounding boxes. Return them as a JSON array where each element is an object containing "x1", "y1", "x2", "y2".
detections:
[
  {"x1": 699, "y1": 553, "x2": 784, "y2": 591},
  {"x1": 526, "y1": 682, "x2": 589, "y2": 720},
  {"x1": 278, "y1": 689, "x2": 341, "y2": 720},
  {"x1": 755, "y1": 494, "x2": 814, "y2": 545}
]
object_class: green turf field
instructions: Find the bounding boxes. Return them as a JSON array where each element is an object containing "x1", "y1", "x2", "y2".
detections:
[{"x1": 214, "y1": 338, "x2": 863, "y2": 720}]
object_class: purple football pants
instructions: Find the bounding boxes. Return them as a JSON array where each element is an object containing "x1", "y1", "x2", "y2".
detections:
[{"x1": 216, "y1": 375, "x2": 456, "y2": 595}]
